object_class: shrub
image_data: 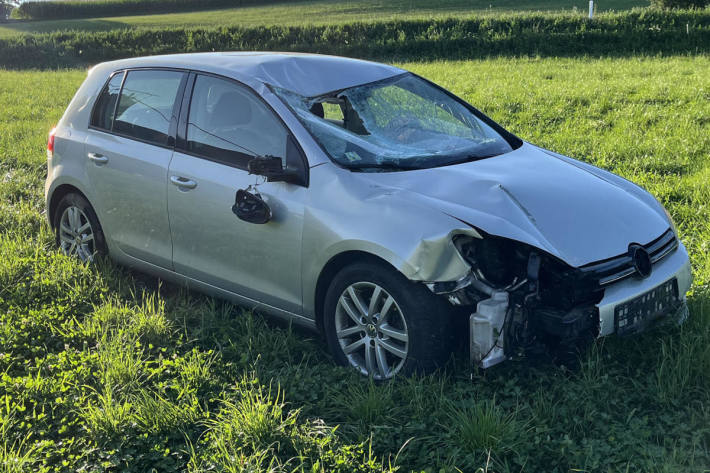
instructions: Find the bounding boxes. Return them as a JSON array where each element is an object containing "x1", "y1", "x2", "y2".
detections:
[
  {"x1": 1, "y1": 10, "x2": 709, "y2": 69},
  {"x1": 13, "y1": 0, "x2": 289, "y2": 20},
  {"x1": 652, "y1": 0, "x2": 709, "y2": 9}
]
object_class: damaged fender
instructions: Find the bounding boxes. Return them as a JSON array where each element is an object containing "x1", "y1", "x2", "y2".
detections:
[{"x1": 300, "y1": 164, "x2": 482, "y2": 319}]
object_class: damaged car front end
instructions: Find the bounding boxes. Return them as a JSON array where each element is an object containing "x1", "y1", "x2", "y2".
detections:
[
  {"x1": 426, "y1": 227, "x2": 692, "y2": 369},
  {"x1": 273, "y1": 64, "x2": 693, "y2": 374}
]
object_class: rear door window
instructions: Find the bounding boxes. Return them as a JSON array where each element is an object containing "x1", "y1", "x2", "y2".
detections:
[
  {"x1": 90, "y1": 71, "x2": 124, "y2": 131},
  {"x1": 114, "y1": 70, "x2": 184, "y2": 146}
]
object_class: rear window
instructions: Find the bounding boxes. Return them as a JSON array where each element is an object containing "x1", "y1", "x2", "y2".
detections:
[
  {"x1": 113, "y1": 70, "x2": 184, "y2": 146},
  {"x1": 90, "y1": 71, "x2": 124, "y2": 131}
]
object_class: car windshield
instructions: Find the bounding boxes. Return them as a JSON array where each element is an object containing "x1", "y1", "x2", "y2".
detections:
[{"x1": 274, "y1": 73, "x2": 514, "y2": 171}]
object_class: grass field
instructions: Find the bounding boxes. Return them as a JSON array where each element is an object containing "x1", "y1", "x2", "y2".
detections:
[
  {"x1": 0, "y1": 0, "x2": 649, "y2": 38},
  {"x1": 1, "y1": 55, "x2": 709, "y2": 472}
]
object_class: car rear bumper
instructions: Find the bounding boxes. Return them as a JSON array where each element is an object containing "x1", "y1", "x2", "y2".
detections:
[{"x1": 596, "y1": 240, "x2": 692, "y2": 337}]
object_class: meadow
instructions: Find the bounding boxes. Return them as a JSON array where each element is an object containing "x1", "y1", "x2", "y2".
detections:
[
  {"x1": 0, "y1": 0, "x2": 649, "y2": 37},
  {"x1": 0, "y1": 55, "x2": 708, "y2": 472}
]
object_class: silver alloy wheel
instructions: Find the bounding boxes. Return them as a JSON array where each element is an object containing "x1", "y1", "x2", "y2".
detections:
[
  {"x1": 58, "y1": 206, "x2": 95, "y2": 262},
  {"x1": 335, "y1": 282, "x2": 409, "y2": 379}
]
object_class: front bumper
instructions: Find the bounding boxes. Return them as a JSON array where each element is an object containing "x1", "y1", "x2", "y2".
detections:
[{"x1": 597, "y1": 241, "x2": 692, "y2": 337}]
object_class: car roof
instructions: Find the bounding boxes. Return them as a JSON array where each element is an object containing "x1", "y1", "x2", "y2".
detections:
[{"x1": 92, "y1": 52, "x2": 406, "y2": 97}]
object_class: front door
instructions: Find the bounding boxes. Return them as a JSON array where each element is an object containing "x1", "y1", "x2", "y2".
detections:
[{"x1": 167, "y1": 73, "x2": 305, "y2": 314}]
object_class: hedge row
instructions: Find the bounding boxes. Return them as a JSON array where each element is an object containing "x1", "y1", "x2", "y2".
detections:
[
  {"x1": 12, "y1": 0, "x2": 291, "y2": 20},
  {"x1": 2, "y1": 10, "x2": 709, "y2": 69},
  {"x1": 652, "y1": 0, "x2": 709, "y2": 8}
]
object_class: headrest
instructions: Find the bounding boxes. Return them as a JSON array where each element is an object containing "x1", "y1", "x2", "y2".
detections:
[{"x1": 310, "y1": 102, "x2": 324, "y2": 118}]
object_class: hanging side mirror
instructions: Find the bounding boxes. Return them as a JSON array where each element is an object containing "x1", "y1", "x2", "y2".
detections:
[
  {"x1": 247, "y1": 155, "x2": 288, "y2": 181},
  {"x1": 232, "y1": 189, "x2": 272, "y2": 224}
]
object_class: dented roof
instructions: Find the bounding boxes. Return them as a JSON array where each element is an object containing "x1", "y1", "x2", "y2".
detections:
[{"x1": 91, "y1": 52, "x2": 405, "y2": 97}]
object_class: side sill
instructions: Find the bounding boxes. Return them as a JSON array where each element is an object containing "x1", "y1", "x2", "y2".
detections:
[{"x1": 110, "y1": 251, "x2": 318, "y2": 331}]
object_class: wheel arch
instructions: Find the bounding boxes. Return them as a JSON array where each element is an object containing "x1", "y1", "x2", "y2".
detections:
[
  {"x1": 313, "y1": 250, "x2": 400, "y2": 334},
  {"x1": 48, "y1": 184, "x2": 92, "y2": 229}
]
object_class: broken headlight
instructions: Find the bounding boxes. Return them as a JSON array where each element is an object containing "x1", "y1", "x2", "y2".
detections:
[
  {"x1": 452, "y1": 234, "x2": 604, "y2": 314},
  {"x1": 453, "y1": 235, "x2": 530, "y2": 289}
]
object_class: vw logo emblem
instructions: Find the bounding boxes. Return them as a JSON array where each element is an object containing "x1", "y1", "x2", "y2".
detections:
[{"x1": 629, "y1": 244, "x2": 652, "y2": 279}]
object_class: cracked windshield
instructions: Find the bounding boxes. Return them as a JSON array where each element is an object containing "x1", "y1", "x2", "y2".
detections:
[{"x1": 276, "y1": 73, "x2": 514, "y2": 171}]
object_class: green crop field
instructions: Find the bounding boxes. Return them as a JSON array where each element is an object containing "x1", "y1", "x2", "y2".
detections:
[
  {"x1": 1, "y1": 55, "x2": 708, "y2": 472},
  {"x1": 0, "y1": 0, "x2": 649, "y2": 38}
]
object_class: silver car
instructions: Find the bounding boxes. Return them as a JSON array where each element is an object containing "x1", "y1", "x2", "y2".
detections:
[{"x1": 45, "y1": 52, "x2": 692, "y2": 379}]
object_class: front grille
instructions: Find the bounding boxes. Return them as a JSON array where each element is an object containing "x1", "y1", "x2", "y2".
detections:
[{"x1": 579, "y1": 229, "x2": 678, "y2": 286}]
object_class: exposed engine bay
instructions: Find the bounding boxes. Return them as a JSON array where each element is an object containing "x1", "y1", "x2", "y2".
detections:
[{"x1": 427, "y1": 229, "x2": 682, "y2": 369}]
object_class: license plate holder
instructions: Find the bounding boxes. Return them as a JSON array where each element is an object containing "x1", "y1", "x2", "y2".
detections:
[{"x1": 615, "y1": 278, "x2": 678, "y2": 335}]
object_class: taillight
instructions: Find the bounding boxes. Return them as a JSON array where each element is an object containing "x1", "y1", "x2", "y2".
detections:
[{"x1": 47, "y1": 127, "x2": 56, "y2": 159}]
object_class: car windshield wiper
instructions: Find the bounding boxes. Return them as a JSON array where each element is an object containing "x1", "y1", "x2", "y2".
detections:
[
  {"x1": 433, "y1": 152, "x2": 501, "y2": 168},
  {"x1": 343, "y1": 161, "x2": 423, "y2": 172}
]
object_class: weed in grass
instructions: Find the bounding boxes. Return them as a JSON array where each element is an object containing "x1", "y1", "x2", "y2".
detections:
[
  {"x1": 96, "y1": 335, "x2": 146, "y2": 395},
  {"x1": 530, "y1": 387, "x2": 559, "y2": 425},
  {"x1": 0, "y1": 413, "x2": 41, "y2": 473},
  {"x1": 444, "y1": 397, "x2": 522, "y2": 453},
  {"x1": 131, "y1": 390, "x2": 204, "y2": 435},
  {"x1": 401, "y1": 373, "x2": 449, "y2": 419},
  {"x1": 174, "y1": 348, "x2": 218, "y2": 401},
  {"x1": 336, "y1": 377, "x2": 398, "y2": 427},
  {"x1": 195, "y1": 375, "x2": 392, "y2": 472},
  {"x1": 576, "y1": 339, "x2": 607, "y2": 392},
  {"x1": 212, "y1": 378, "x2": 293, "y2": 453},
  {"x1": 81, "y1": 387, "x2": 133, "y2": 440},
  {"x1": 655, "y1": 315, "x2": 710, "y2": 406},
  {"x1": 83, "y1": 294, "x2": 171, "y2": 347}
]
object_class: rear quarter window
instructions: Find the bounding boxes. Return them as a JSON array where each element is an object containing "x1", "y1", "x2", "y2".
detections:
[{"x1": 90, "y1": 71, "x2": 124, "y2": 131}]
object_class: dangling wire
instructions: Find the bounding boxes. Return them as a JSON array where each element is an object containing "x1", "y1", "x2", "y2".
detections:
[{"x1": 246, "y1": 175, "x2": 267, "y2": 195}]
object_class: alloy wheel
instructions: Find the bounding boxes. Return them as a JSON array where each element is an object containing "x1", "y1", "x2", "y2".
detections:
[
  {"x1": 335, "y1": 282, "x2": 409, "y2": 379},
  {"x1": 58, "y1": 205, "x2": 95, "y2": 262}
]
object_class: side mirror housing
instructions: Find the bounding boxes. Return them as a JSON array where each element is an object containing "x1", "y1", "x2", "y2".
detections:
[
  {"x1": 232, "y1": 189, "x2": 272, "y2": 224},
  {"x1": 247, "y1": 135, "x2": 308, "y2": 187}
]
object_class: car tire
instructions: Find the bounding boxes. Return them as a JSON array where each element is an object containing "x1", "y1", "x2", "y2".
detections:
[
  {"x1": 54, "y1": 193, "x2": 106, "y2": 262},
  {"x1": 324, "y1": 260, "x2": 455, "y2": 379}
]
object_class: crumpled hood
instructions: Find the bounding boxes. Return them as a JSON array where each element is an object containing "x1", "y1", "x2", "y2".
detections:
[{"x1": 357, "y1": 143, "x2": 670, "y2": 267}]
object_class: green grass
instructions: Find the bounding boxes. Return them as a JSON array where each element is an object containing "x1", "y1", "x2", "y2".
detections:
[
  {"x1": 1, "y1": 55, "x2": 709, "y2": 472},
  {"x1": 0, "y1": 0, "x2": 649, "y2": 38}
]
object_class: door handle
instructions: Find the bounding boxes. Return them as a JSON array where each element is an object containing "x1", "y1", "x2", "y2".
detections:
[
  {"x1": 170, "y1": 175, "x2": 197, "y2": 190},
  {"x1": 88, "y1": 152, "x2": 109, "y2": 164}
]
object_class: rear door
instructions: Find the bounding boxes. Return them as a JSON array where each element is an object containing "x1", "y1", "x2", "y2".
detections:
[
  {"x1": 85, "y1": 69, "x2": 187, "y2": 268},
  {"x1": 167, "y1": 73, "x2": 306, "y2": 314}
]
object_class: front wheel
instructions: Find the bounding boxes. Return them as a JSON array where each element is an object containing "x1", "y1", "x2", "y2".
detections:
[{"x1": 323, "y1": 261, "x2": 454, "y2": 379}]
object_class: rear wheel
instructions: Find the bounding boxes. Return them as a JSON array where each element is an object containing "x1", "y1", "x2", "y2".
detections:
[
  {"x1": 54, "y1": 193, "x2": 106, "y2": 263},
  {"x1": 324, "y1": 261, "x2": 454, "y2": 379}
]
